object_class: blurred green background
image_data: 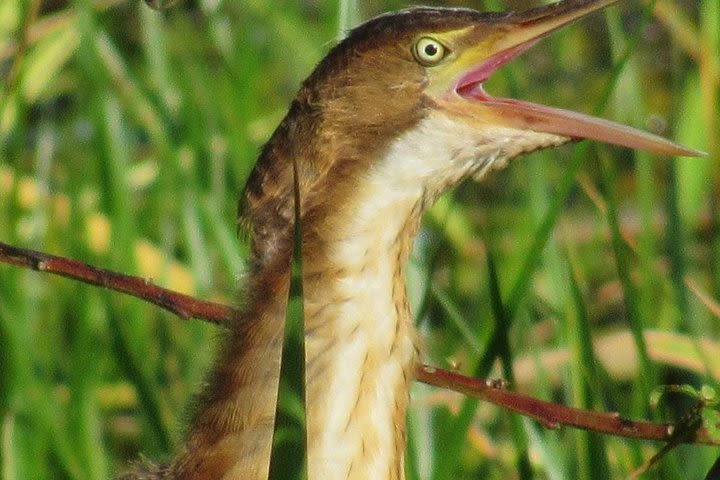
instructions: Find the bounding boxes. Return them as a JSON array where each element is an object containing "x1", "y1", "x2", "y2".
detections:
[{"x1": 0, "y1": 0, "x2": 718, "y2": 478}]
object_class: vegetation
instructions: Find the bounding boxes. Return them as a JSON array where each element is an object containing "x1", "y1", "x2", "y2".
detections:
[{"x1": 0, "y1": 0, "x2": 718, "y2": 478}]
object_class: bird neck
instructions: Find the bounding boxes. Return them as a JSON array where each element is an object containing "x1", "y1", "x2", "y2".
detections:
[
  {"x1": 166, "y1": 108, "x2": 513, "y2": 480},
  {"x1": 167, "y1": 149, "x2": 425, "y2": 480},
  {"x1": 301, "y1": 158, "x2": 423, "y2": 480},
  {"x1": 169, "y1": 257, "x2": 292, "y2": 480},
  {"x1": 298, "y1": 108, "x2": 513, "y2": 478}
]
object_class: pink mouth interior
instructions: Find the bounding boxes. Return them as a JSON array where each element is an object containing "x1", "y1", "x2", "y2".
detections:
[
  {"x1": 455, "y1": 40, "x2": 539, "y2": 101},
  {"x1": 453, "y1": 39, "x2": 580, "y2": 135}
]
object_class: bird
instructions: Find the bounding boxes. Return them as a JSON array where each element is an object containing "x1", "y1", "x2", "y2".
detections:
[{"x1": 119, "y1": 0, "x2": 702, "y2": 478}]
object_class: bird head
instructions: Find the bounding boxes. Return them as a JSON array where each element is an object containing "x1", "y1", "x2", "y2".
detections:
[
  {"x1": 241, "y1": 0, "x2": 702, "y2": 264},
  {"x1": 303, "y1": 0, "x2": 700, "y2": 165}
]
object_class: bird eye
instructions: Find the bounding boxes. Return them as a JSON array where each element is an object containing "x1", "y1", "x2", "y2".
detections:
[{"x1": 413, "y1": 37, "x2": 447, "y2": 66}]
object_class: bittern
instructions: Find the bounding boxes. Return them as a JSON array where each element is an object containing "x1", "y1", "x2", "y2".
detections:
[{"x1": 121, "y1": 0, "x2": 701, "y2": 479}]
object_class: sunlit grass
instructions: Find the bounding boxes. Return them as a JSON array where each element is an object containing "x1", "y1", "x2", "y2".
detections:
[{"x1": 0, "y1": 1, "x2": 718, "y2": 479}]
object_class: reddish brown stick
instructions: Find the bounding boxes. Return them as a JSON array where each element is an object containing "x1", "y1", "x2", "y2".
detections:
[
  {"x1": 416, "y1": 365, "x2": 719, "y2": 445},
  {"x1": 0, "y1": 241, "x2": 239, "y2": 324},
  {"x1": 1, "y1": 240, "x2": 717, "y2": 446}
]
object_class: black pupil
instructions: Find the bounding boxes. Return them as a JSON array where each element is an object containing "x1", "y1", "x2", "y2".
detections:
[{"x1": 424, "y1": 43, "x2": 438, "y2": 57}]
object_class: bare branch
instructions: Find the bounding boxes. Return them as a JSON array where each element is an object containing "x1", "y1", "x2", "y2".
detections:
[
  {"x1": 0, "y1": 241, "x2": 238, "y2": 325},
  {"x1": 2, "y1": 240, "x2": 717, "y2": 447},
  {"x1": 416, "y1": 364, "x2": 720, "y2": 446}
]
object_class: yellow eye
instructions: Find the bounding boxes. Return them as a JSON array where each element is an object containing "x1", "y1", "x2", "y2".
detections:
[{"x1": 413, "y1": 37, "x2": 447, "y2": 66}]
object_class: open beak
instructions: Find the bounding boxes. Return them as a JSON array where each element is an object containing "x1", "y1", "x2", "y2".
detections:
[{"x1": 439, "y1": 0, "x2": 704, "y2": 157}]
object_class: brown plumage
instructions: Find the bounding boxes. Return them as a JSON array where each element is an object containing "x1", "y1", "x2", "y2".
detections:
[{"x1": 119, "y1": 1, "x2": 701, "y2": 479}]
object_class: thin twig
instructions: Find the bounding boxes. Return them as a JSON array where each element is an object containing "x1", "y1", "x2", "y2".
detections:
[
  {"x1": 1, "y1": 240, "x2": 717, "y2": 446},
  {"x1": 416, "y1": 364, "x2": 720, "y2": 446},
  {"x1": 0, "y1": 241, "x2": 238, "y2": 324}
]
